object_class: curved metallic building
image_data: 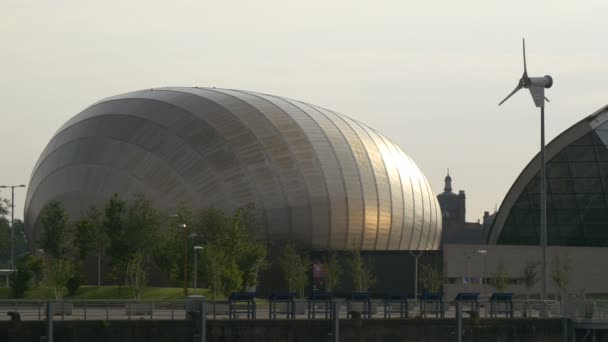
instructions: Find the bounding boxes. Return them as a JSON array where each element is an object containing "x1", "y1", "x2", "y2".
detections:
[
  {"x1": 488, "y1": 105, "x2": 608, "y2": 246},
  {"x1": 25, "y1": 87, "x2": 441, "y2": 250}
]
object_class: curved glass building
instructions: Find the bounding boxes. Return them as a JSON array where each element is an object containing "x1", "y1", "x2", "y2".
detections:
[
  {"x1": 488, "y1": 105, "x2": 608, "y2": 246},
  {"x1": 25, "y1": 87, "x2": 441, "y2": 251}
]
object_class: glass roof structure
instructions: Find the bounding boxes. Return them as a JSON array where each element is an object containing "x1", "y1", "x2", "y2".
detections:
[
  {"x1": 488, "y1": 105, "x2": 608, "y2": 246},
  {"x1": 25, "y1": 87, "x2": 441, "y2": 251}
]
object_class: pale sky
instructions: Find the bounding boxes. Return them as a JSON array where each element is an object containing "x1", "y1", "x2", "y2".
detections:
[{"x1": 2, "y1": 0, "x2": 608, "y2": 222}]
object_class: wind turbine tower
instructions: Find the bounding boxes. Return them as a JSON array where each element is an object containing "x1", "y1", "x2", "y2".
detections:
[{"x1": 499, "y1": 38, "x2": 553, "y2": 303}]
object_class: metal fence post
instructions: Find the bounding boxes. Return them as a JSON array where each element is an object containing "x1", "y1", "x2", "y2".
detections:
[
  {"x1": 84, "y1": 301, "x2": 87, "y2": 320},
  {"x1": 46, "y1": 302, "x2": 54, "y2": 342},
  {"x1": 456, "y1": 301, "x2": 462, "y2": 342},
  {"x1": 333, "y1": 302, "x2": 339, "y2": 342},
  {"x1": 201, "y1": 300, "x2": 206, "y2": 342},
  {"x1": 106, "y1": 301, "x2": 109, "y2": 321}
]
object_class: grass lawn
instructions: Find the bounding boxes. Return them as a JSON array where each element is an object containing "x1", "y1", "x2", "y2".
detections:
[{"x1": 0, "y1": 286, "x2": 211, "y2": 300}]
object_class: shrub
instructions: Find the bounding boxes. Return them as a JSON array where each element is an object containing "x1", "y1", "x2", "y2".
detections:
[
  {"x1": 24, "y1": 255, "x2": 45, "y2": 286},
  {"x1": 66, "y1": 275, "x2": 81, "y2": 296},
  {"x1": 491, "y1": 263, "x2": 509, "y2": 293},
  {"x1": 9, "y1": 265, "x2": 32, "y2": 298},
  {"x1": 47, "y1": 259, "x2": 75, "y2": 300},
  {"x1": 279, "y1": 243, "x2": 310, "y2": 298},
  {"x1": 419, "y1": 264, "x2": 446, "y2": 293}
]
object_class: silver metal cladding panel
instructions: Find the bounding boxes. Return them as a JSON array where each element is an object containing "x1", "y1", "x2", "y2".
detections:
[
  {"x1": 291, "y1": 101, "x2": 350, "y2": 250},
  {"x1": 25, "y1": 87, "x2": 442, "y2": 250}
]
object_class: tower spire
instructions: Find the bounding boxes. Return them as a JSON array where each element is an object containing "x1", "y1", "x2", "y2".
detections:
[{"x1": 444, "y1": 169, "x2": 452, "y2": 192}]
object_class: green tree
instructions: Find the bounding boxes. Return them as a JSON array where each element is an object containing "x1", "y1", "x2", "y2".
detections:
[
  {"x1": 347, "y1": 245, "x2": 375, "y2": 292},
  {"x1": 522, "y1": 260, "x2": 540, "y2": 299},
  {"x1": 76, "y1": 207, "x2": 109, "y2": 286},
  {"x1": 0, "y1": 213, "x2": 10, "y2": 268},
  {"x1": 9, "y1": 255, "x2": 34, "y2": 298},
  {"x1": 195, "y1": 207, "x2": 229, "y2": 243},
  {"x1": 23, "y1": 254, "x2": 45, "y2": 287},
  {"x1": 0, "y1": 199, "x2": 29, "y2": 267},
  {"x1": 9, "y1": 265, "x2": 31, "y2": 298},
  {"x1": 193, "y1": 206, "x2": 267, "y2": 295},
  {"x1": 103, "y1": 194, "x2": 128, "y2": 286},
  {"x1": 419, "y1": 264, "x2": 446, "y2": 293},
  {"x1": 126, "y1": 250, "x2": 148, "y2": 301},
  {"x1": 153, "y1": 205, "x2": 266, "y2": 295},
  {"x1": 491, "y1": 263, "x2": 509, "y2": 293},
  {"x1": 0, "y1": 197, "x2": 8, "y2": 216},
  {"x1": 46, "y1": 259, "x2": 75, "y2": 301},
  {"x1": 12, "y1": 219, "x2": 28, "y2": 260},
  {"x1": 551, "y1": 253, "x2": 571, "y2": 300},
  {"x1": 150, "y1": 205, "x2": 202, "y2": 289},
  {"x1": 202, "y1": 243, "x2": 242, "y2": 298},
  {"x1": 37, "y1": 200, "x2": 71, "y2": 259},
  {"x1": 230, "y1": 208, "x2": 268, "y2": 290},
  {"x1": 104, "y1": 194, "x2": 163, "y2": 288},
  {"x1": 65, "y1": 275, "x2": 81, "y2": 297},
  {"x1": 238, "y1": 202, "x2": 265, "y2": 240},
  {"x1": 8, "y1": 254, "x2": 45, "y2": 298},
  {"x1": 152, "y1": 215, "x2": 184, "y2": 285},
  {"x1": 279, "y1": 242, "x2": 310, "y2": 298},
  {"x1": 203, "y1": 244, "x2": 225, "y2": 299},
  {"x1": 123, "y1": 195, "x2": 162, "y2": 254},
  {"x1": 324, "y1": 252, "x2": 343, "y2": 292}
]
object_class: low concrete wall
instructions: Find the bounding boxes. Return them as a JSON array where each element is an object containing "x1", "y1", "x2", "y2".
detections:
[
  {"x1": 0, "y1": 318, "x2": 563, "y2": 342},
  {"x1": 444, "y1": 244, "x2": 608, "y2": 299}
]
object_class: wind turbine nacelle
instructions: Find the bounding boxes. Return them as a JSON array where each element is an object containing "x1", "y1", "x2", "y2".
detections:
[{"x1": 528, "y1": 75, "x2": 553, "y2": 89}]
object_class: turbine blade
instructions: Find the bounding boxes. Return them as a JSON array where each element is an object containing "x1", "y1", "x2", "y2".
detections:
[
  {"x1": 544, "y1": 96, "x2": 550, "y2": 102},
  {"x1": 529, "y1": 87, "x2": 545, "y2": 108},
  {"x1": 499, "y1": 84, "x2": 522, "y2": 106},
  {"x1": 523, "y1": 38, "x2": 527, "y2": 76}
]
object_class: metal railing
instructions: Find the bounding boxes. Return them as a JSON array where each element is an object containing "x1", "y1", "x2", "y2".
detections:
[
  {"x1": 563, "y1": 299, "x2": 608, "y2": 319},
  {"x1": 0, "y1": 299, "x2": 567, "y2": 321}
]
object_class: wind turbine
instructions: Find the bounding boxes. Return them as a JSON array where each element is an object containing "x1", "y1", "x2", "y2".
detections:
[
  {"x1": 499, "y1": 39, "x2": 553, "y2": 107},
  {"x1": 498, "y1": 38, "x2": 552, "y2": 305}
]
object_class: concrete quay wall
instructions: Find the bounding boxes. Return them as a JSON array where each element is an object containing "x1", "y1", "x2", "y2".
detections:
[{"x1": 0, "y1": 318, "x2": 563, "y2": 342}]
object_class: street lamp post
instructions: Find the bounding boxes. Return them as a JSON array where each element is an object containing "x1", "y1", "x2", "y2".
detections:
[
  {"x1": 193, "y1": 246, "x2": 203, "y2": 295},
  {"x1": 179, "y1": 223, "x2": 188, "y2": 296},
  {"x1": 475, "y1": 250, "x2": 487, "y2": 294},
  {"x1": 0, "y1": 184, "x2": 26, "y2": 270},
  {"x1": 409, "y1": 250, "x2": 423, "y2": 298},
  {"x1": 465, "y1": 249, "x2": 487, "y2": 293}
]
